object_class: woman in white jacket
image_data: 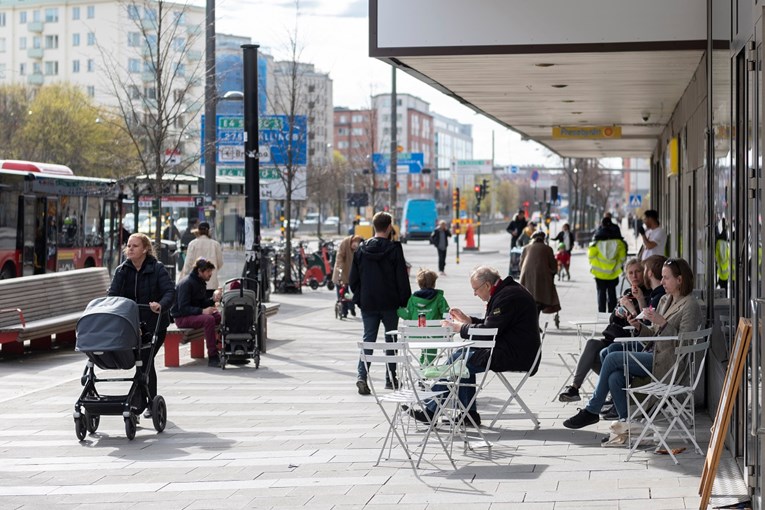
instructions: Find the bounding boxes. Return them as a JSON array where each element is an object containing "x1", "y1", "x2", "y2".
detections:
[{"x1": 179, "y1": 221, "x2": 224, "y2": 296}]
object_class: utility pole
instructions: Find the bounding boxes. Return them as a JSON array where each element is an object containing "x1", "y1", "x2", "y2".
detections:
[
  {"x1": 203, "y1": 0, "x2": 216, "y2": 231},
  {"x1": 242, "y1": 44, "x2": 261, "y2": 299},
  {"x1": 390, "y1": 66, "x2": 397, "y2": 214}
]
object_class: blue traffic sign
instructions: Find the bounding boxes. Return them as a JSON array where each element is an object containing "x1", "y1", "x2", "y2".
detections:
[
  {"x1": 629, "y1": 194, "x2": 642, "y2": 208},
  {"x1": 372, "y1": 152, "x2": 424, "y2": 174},
  {"x1": 531, "y1": 169, "x2": 539, "y2": 182}
]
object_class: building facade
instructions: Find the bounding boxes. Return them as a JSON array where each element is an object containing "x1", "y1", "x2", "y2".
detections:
[
  {"x1": 372, "y1": 92, "x2": 435, "y2": 168},
  {"x1": 432, "y1": 112, "x2": 473, "y2": 170}
]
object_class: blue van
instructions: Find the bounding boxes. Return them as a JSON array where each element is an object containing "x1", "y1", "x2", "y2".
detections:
[{"x1": 401, "y1": 198, "x2": 438, "y2": 243}]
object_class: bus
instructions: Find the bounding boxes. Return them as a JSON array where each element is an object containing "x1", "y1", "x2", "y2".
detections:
[{"x1": 0, "y1": 160, "x2": 121, "y2": 279}]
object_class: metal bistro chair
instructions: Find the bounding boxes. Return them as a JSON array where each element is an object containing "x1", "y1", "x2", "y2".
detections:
[
  {"x1": 489, "y1": 322, "x2": 547, "y2": 428},
  {"x1": 556, "y1": 312, "x2": 611, "y2": 400},
  {"x1": 619, "y1": 328, "x2": 712, "y2": 464},
  {"x1": 357, "y1": 341, "x2": 455, "y2": 472}
]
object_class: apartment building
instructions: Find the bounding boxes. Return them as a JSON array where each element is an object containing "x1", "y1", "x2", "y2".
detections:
[{"x1": 372, "y1": 93, "x2": 435, "y2": 168}]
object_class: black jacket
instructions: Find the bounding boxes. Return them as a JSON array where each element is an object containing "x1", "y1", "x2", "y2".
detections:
[
  {"x1": 460, "y1": 276, "x2": 541, "y2": 374},
  {"x1": 171, "y1": 271, "x2": 215, "y2": 317},
  {"x1": 430, "y1": 228, "x2": 451, "y2": 249},
  {"x1": 107, "y1": 255, "x2": 175, "y2": 332},
  {"x1": 506, "y1": 217, "x2": 527, "y2": 238},
  {"x1": 349, "y1": 236, "x2": 411, "y2": 311}
]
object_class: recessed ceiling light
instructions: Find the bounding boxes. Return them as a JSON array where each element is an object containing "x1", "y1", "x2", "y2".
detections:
[
  {"x1": 571, "y1": 111, "x2": 582, "y2": 115},
  {"x1": 561, "y1": 100, "x2": 575, "y2": 103},
  {"x1": 552, "y1": 84, "x2": 568, "y2": 88},
  {"x1": 535, "y1": 63, "x2": 555, "y2": 67}
]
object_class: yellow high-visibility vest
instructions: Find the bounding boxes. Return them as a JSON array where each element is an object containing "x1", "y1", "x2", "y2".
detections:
[
  {"x1": 588, "y1": 239, "x2": 627, "y2": 280},
  {"x1": 715, "y1": 239, "x2": 730, "y2": 282}
]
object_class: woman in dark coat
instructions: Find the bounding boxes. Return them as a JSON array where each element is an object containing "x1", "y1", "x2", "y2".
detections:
[{"x1": 107, "y1": 233, "x2": 175, "y2": 417}]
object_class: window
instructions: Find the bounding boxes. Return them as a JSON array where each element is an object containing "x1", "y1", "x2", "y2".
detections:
[
  {"x1": 87, "y1": 6, "x2": 95, "y2": 19},
  {"x1": 0, "y1": 13, "x2": 5, "y2": 26},
  {"x1": 87, "y1": 85, "x2": 95, "y2": 97},
  {"x1": 352, "y1": 128, "x2": 364, "y2": 136},
  {"x1": 87, "y1": 59, "x2": 94, "y2": 72},
  {"x1": 44, "y1": 61, "x2": 58, "y2": 75},
  {"x1": 0, "y1": 64, "x2": 5, "y2": 79},
  {"x1": 32, "y1": 62, "x2": 41, "y2": 74},
  {"x1": 172, "y1": 37, "x2": 185, "y2": 51},
  {"x1": 44, "y1": 8, "x2": 58, "y2": 22},
  {"x1": 308, "y1": 84, "x2": 315, "y2": 93},
  {"x1": 173, "y1": 11, "x2": 186, "y2": 24},
  {"x1": 338, "y1": 115, "x2": 348, "y2": 123},
  {"x1": 19, "y1": 37, "x2": 26, "y2": 50},
  {"x1": 352, "y1": 114, "x2": 363, "y2": 123},
  {"x1": 72, "y1": 34, "x2": 79, "y2": 46},
  {"x1": 129, "y1": 85, "x2": 140, "y2": 99},
  {"x1": 44, "y1": 35, "x2": 58, "y2": 49},
  {"x1": 87, "y1": 32, "x2": 95, "y2": 46},
  {"x1": 19, "y1": 12, "x2": 27, "y2": 24},
  {"x1": 19, "y1": 63, "x2": 26, "y2": 76},
  {"x1": 128, "y1": 58, "x2": 140, "y2": 73},
  {"x1": 144, "y1": 7, "x2": 157, "y2": 23},
  {"x1": 337, "y1": 141, "x2": 348, "y2": 149},
  {"x1": 127, "y1": 32, "x2": 140, "y2": 47},
  {"x1": 72, "y1": 7, "x2": 80, "y2": 20},
  {"x1": 32, "y1": 10, "x2": 40, "y2": 22},
  {"x1": 32, "y1": 36, "x2": 41, "y2": 49},
  {"x1": 72, "y1": 60, "x2": 80, "y2": 73},
  {"x1": 143, "y1": 60, "x2": 155, "y2": 74},
  {"x1": 143, "y1": 87, "x2": 156, "y2": 99},
  {"x1": 127, "y1": 5, "x2": 140, "y2": 20},
  {"x1": 176, "y1": 63, "x2": 185, "y2": 76}
]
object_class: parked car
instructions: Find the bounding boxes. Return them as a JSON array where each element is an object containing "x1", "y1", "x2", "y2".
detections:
[
  {"x1": 303, "y1": 212, "x2": 321, "y2": 225},
  {"x1": 324, "y1": 216, "x2": 340, "y2": 227},
  {"x1": 283, "y1": 218, "x2": 300, "y2": 231}
]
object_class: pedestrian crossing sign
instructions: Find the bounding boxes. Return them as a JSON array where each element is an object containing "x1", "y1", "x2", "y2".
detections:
[{"x1": 629, "y1": 194, "x2": 642, "y2": 208}]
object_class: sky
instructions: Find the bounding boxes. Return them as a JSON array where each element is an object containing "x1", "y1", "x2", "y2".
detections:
[{"x1": 213, "y1": 0, "x2": 561, "y2": 168}]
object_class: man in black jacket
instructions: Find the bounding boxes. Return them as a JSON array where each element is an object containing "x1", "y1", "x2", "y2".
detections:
[
  {"x1": 411, "y1": 266, "x2": 540, "y2": 426},
  {"x1": 350, "y1": 211, "x2": 412, "y2": 395},
  {"x1": 171, "y1": 258, "x2": 222, "y2": 367},
  {"x1": 506, "y1": 209, "x2": 527, "y2": 249}
]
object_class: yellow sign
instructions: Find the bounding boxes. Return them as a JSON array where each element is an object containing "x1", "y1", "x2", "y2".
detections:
[
  {"x1": 552, "y1": 126, "x2": 622, "y2": 139},
  {"x1": 667, "y1": 137, "x2": 679, "y2": 176},
  {"x1": 459, "y1": 197, "x2": 467, "y2": 210}
]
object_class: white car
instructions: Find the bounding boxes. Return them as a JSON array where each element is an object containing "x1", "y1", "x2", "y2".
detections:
[
  {"x1": 323, "y1": 216, "x2": 340, "y2": 226},
  {"x1": 303, "y1": 213, "x2": 321, "y2": 225}
]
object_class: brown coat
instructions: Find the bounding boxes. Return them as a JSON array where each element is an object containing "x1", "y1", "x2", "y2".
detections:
[
  {"x1": 519, "y1": 238, "x2": 560, "y2": 312},
  {"x1": 332, "y1": 235, "x2": 361, "y2": 286}
]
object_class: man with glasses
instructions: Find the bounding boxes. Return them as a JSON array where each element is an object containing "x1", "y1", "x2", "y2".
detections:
[{"x1": 410, "y1": 266, "x2": 541, "y2": 426}]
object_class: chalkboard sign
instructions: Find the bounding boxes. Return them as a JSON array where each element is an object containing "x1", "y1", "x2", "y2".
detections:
[{"x1": 699, "y1": 317, "x2": 753, "y2": 509}]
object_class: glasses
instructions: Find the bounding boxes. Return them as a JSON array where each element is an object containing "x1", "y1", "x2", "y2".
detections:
[{"x1": 471, "y1": 281, "x2": 488, "y2": 292}]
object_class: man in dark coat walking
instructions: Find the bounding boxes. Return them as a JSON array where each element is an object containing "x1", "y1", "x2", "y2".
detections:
[
  {"x1": 350, "y1": 212, "x2": 412, "y2": 395},
  {"x1": 506, "y1": 209, "x2": 527, "y2": 249},
  {"x1": 430, "y1": 220, "x2": 452, "y2": 274}
]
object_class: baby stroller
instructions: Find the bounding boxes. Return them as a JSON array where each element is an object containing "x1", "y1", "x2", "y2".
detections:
[
  {"x1": 220, "y1": 277, "x2": 262, "y2": 370},
  {"x1": 73, "y1": 296, "x2": 167, "y2": 441},
  {"x1": 334, "y1": 284, "x2": 354, "y2": 320},
  {"x1": 508, "y1": 246, "x2": 523, "y2": 278}
]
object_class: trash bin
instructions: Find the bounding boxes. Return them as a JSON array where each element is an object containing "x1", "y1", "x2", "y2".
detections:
[{"x1": 158, "y1": 240, "x2": 177, "y2": 281}]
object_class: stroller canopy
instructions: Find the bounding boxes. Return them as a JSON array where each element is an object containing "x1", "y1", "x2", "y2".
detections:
[{"x1": 76, "y1": 296, "x2": 141, "y2": 353}]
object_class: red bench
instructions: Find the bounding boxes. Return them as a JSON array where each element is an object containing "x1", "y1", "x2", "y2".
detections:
[{"x1": 0, "y1": 268, "x2": 111, "y2": 355}]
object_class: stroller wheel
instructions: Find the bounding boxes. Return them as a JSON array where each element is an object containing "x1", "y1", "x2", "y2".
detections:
[
  {"x1": 124, "y1": 415, "x2": 137, "y2": 440},
  {"x1": 84, "y1": 411, "x2": 100, "y2": 434},
  {"x1": 309, "y1": 279, "x2": 319, "y2": 290},
  {"x1": 74, "y1": 414, "x2": 87, "y2": 441},
  {"x1": 151, "y1": 395, "x2": 167, "y2": 433}
]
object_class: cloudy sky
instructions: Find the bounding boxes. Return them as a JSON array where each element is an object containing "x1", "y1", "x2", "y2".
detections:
[{"x1": 214, "y1": 0, "x2": 558, "y2": 167}]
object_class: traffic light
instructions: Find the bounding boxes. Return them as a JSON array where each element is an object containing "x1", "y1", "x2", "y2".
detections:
[
  {"x1": 474, "y1": 184, "x2": 482, "y2": 200},
  {"x1": 551, "y1": 185, "x2": 559, "y2": 202},
  {"x1": 452, "y1": 188, "x2": 460, "y2": 212},
  {"x1": 481, "y1": 178, "x2": 490, "y2": 199}
]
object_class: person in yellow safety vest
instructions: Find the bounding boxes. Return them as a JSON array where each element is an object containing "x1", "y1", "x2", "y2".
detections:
[
  {"x1": 715, "y1": 238, "x2": 730, "y2": 290},
  {"x1": 588, "y1": 217, "x2": 627, "y2": 313}
]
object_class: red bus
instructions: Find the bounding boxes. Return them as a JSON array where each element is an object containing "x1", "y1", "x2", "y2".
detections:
[{"x1": 0, "y1": 160, "x2": 120, "y2": 279}]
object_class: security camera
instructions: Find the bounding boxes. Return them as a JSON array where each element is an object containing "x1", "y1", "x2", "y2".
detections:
[{"x1": 641, "y1": 112, "x2": 650, "y2": 122}]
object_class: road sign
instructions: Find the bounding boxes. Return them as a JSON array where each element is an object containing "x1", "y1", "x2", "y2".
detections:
[
  {"x1": 508, "y1": 165, "x2": 519, "y2": 174},
  {"x1": 456, "y1": 159, "x2": 492, "y2": 175},
  {"x1": 372, "y1": 152, "x2": 424, "y2": 174},
  {"x1": 629, "y1": 194, "x2": 642, "y2": 208},
  {"x1": 531, "y1": 170, "x2": 539, "y2": 182}
]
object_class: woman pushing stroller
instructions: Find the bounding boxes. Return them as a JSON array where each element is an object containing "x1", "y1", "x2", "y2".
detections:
[{"x1": 332, "y1": 235, "x2": 364, "y2": 318}]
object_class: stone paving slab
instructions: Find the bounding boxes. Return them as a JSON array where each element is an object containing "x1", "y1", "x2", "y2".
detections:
[{"x1": 0, "y1": 232, "x2": 745, "y2": 509}]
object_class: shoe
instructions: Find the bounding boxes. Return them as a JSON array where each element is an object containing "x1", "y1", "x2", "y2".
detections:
[
  {"x1": 601, "y1": 407, "x2": 619, "y2": 420},
  {"x1": 563, "y1": 408, "x2": 600, "y2": 429},
  {"x1": 384, "y1": 378, "x2": 400, "y2": 390},
  {"x1": 559, "y1": 385, "x2": 581, "y2": 402},
  {"x1": 356, "y1": 379, "x2": 371, "y2": 396},
  {"x1": 143, "y1": 409, "x2": 152, "y2": 419},
  {"x1": 408, "y1": 407, "x2": 435, "y2": 424},
  {"x1": 599, "y1": 403, "x2": 614, "y2": 415},
  {"x1": 462, "y1": 410, "x2": 481, "y2": 427},
  {"x1": 350, "y1": 308, "x2": 356, "y2": 317},
  {"x1": 208, "y1": 355, "x2": 220, "y2": 367}
]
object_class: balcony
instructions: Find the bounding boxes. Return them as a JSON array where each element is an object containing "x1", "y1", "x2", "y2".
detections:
[
  {"x1": 27, "y1": 48, "x2": 43, "y2": 59},
  {"x1": 27, "y1": 21, "x2": 44, "y2": 32},
  {"x1": 27, "y1": 73, "x2": 44, "y2": 85},
  {"x1": 142, "y1": 72, "x2": 156, "y2": 82}
]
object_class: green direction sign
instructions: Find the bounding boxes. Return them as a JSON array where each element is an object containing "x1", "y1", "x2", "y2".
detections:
[{"x1": 215, "y1": 167, "x2": 283, "y2": 179}]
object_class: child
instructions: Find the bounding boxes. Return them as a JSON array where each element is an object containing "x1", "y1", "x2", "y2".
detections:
[
  {"x1": 397, "y1": 269, "x2": 450, "y2": 364},
  {"x1": 555, "y1": 242, "x2": 571, "y2": 281}
]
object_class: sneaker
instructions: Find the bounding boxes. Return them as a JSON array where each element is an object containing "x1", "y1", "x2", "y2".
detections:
[
  {"x1": 208, "y1": 355, "x2": 220, "y2": 367},
  {"x1": 563, "y1": 408, "x2": 600, "y2": 429},
  {"x1": 143, "y1": 409, "x2": 152, "y2": 419},
  {"x1": 408, "y1": 407, "x2": 435, "y2": 424},
  {"x1": 601, "y1": 407, "x2": 619, "y2": 420},
  {"x1": 356, "y1": 379, "x2": 371, "y2": 395},
  {"x1": 462, "y1": 410, "x2": 481, "y2": 427},
  {"x1": 558, "y1": 385, "x2": 581, "y2": 402},
  {"x1": 384, "y1": 378, "x2": 400, "y2": 390},
  {"x1": 349, "y1": 307, "x2": 356, "y2": 317}
]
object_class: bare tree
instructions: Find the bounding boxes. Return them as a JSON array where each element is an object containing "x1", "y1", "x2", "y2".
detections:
[{"x1": 98, "y1": 0, "x2": 205, "y2": 245}]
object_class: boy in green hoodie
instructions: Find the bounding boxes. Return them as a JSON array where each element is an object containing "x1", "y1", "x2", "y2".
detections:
[{"x1": 398, "y1": 269, "x2": 450, "y2": 364}]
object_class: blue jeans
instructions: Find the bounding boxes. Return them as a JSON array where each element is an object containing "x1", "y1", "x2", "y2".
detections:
[
  {"x1": 600, "y1": 340, "x2": 645, "y2": 364},
  {"x1": 425, "y1": 349, "x2": 486, "y2": 414},
  {"x1": 357, "y1": 309, "x2": 399, "y2": 383},
  {"x1": 585, "y1": 351, "x2": 653, "y2": 419}
]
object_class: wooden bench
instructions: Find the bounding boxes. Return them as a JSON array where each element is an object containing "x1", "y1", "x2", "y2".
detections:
[
  {"x1": 0, "y1": 268, "x2": 112, "y2": 355},
  {"x1": 163, "y1": 302, "x2": 281, "y2": 367}
]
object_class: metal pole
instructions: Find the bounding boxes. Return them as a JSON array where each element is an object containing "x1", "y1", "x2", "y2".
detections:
[
  {"x1": 390, "y1": 66, "x2": 397, "y2": 213},
  {"x1": 242, "y1": 44, "x2": 261, "y2": 295},
  {"x1": 204, "y1": 0, "x2": 217, "y2": 231}
]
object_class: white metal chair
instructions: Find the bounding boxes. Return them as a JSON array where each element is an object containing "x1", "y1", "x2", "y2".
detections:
[
  {"x1": 357, "y1": 341, "x2": 455, "y2": 471},
  {"x1": 555, "y1": 312, "x2": 611, "y2": 400},
  {"x1": 620, "y1": 328, "x2": 713, "y2": 464},
  {"x1": 488, "y1": 322, "x2": 547, "y2": 428}
]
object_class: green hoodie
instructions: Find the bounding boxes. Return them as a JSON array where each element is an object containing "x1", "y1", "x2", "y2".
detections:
[{"x1": 397, "y1": 288, "x2": 450, "y2": 320}]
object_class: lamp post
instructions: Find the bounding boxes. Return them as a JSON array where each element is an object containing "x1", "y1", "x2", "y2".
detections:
[{"x1": 242, "y1": 44, "x2": 261, "y2": 299}]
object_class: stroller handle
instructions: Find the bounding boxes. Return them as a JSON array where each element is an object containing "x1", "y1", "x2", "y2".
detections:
[{"x1": 223, "y1": 277, "x2": 258, "y2": 298}]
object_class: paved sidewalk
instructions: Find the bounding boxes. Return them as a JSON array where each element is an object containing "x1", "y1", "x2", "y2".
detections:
[{"x1": 0, "y1": 233, "x2": 743, "y2": 509}]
